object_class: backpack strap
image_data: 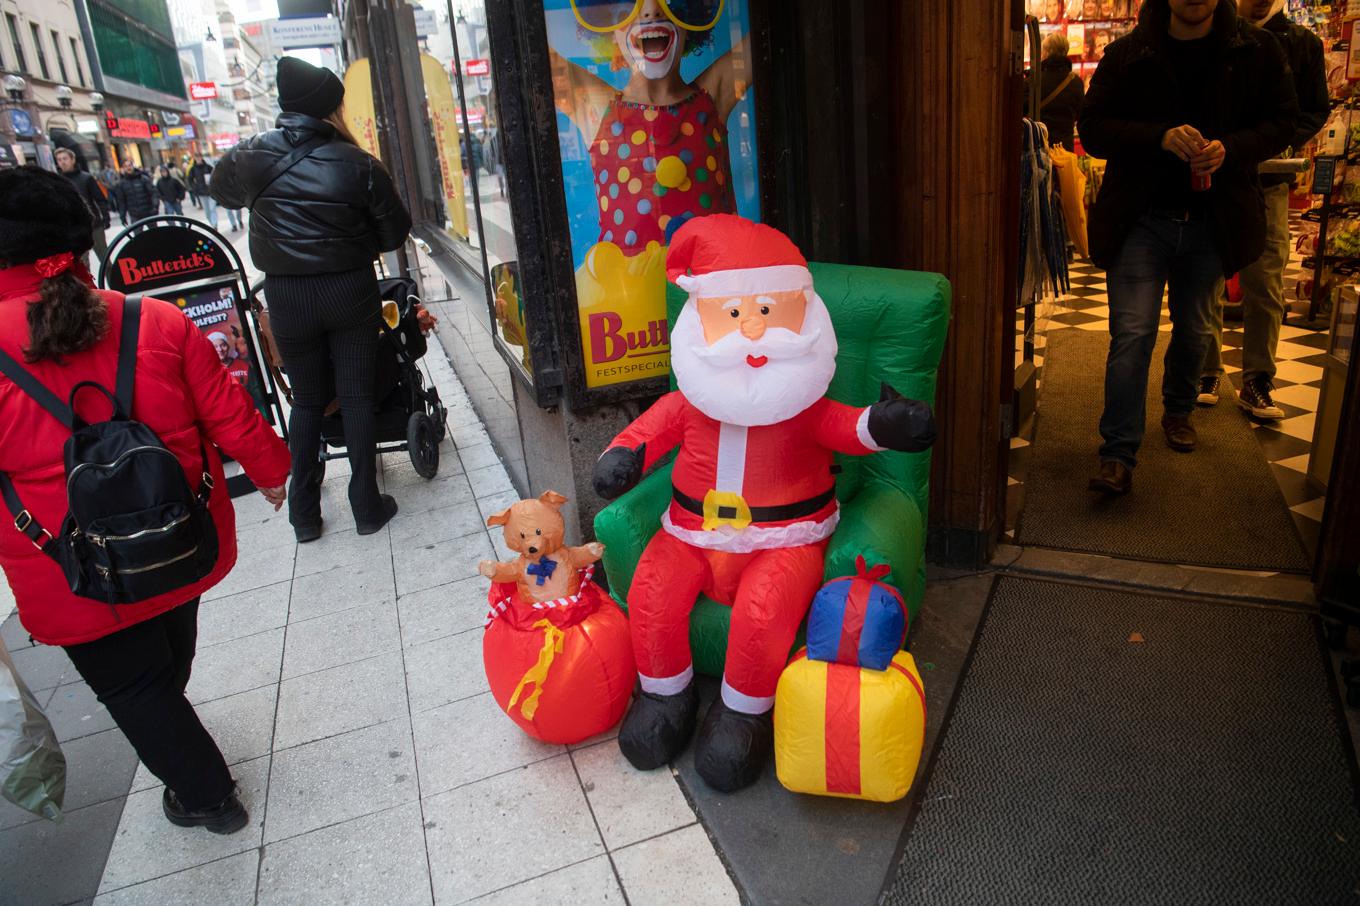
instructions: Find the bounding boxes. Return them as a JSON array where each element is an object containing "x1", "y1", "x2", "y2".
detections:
[
  {"x1": 0, "y1": 349, "x2": 76, "y2": 430},
  {"x1": 247, "y1": 135, "x2": 328, "y2": 209},
  {"x1": 117, "y1": 294, "x2": 142, "y2": 415},
  {"x1": 0, "y1": 472, "x2": 55, "y2": 552}
]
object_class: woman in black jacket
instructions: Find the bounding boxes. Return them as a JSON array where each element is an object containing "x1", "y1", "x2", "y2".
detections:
[
  {"x1": 211, "y1": 56, "x2": 413, "y2": 542},
  {"x1": 1030, "y1": 33, "x2": 1085, "y2": 150}
]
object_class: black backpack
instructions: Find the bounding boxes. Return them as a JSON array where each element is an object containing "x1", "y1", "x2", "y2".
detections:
[{"x1": 0, "y1": 296, "x2": 219, "y2": 605}]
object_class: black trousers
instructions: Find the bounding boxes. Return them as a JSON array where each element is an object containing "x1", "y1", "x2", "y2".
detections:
[
  {"x1": 265, "y1": 268, "x2": 384, "y2": 527},
  {"x1": 63, "y1": 600, "x2": 234, "y2": 810}
]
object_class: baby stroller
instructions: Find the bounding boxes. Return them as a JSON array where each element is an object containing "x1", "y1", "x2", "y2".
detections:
[{"x1": 254, "y1": 275, "x2": 448, "y2": 479}]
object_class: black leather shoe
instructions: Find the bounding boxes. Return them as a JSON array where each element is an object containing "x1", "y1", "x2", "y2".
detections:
[
  {"x1": 618, "y1": 682, "x2": 699, "y2": 770},
  {"x1": 1088, "y1": 460, "x2": 1132, "y2": 496},
  {"x1": 693, "y1": 697, "x2": 773, "y2": 793},
  {"x1": 356, "y1": 495, "x2": 399, "y2": 535},
  {"x1": 162, "y1": 787, "x2": 248, "y2": 835},
  {"x1": 1161, "y1": 413, "x2": 1198, "y2": 452},
  {"x1": 294, "y1": 520, "x2": 323, "y2": 543}
]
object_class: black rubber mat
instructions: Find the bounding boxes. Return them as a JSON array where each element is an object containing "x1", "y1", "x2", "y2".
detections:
[
  {"x1": 1016, "y1": 329, "x2": 1310, "y2": 572},
  {"x1": 884, "y1": 577, "x2": 1360, "y2": 906}
]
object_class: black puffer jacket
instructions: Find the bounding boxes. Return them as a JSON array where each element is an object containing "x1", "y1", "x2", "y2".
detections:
[
  {"x1": 1259, "y1": 10, "x2": 1329, "y2": 187},
  {"x1": 209, "y1": 113, "x2": 412, "y2": 275},
  {"x1": 113, "y1": 171, "x2": 158, "y2": 221},
  {"x1": 1080, "y1": 4, "x2": 1298, "y2": 276}
]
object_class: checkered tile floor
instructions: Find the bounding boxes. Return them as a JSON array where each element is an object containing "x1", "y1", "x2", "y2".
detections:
[{"x1": 1009, "y1": 240, "x2": 1328, "y2": 560}]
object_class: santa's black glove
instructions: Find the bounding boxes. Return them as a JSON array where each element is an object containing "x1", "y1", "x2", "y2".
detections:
[
  {"x1": 593, "y1": 444, "x2": 646, "y2": 500},
  {"x1": 867, "y1": 385, "x2": 936, "y2": 452}
]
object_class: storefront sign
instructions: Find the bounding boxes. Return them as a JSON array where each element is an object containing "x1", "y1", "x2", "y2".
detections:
[
  {"x1": 109, "y1": 117, "x2": 152, "y2": 140},
  {"x1": 542, "y1": 0, "x2": 762, "y2": 388},
  {"x1": 210, "y1": 132, "x2": 241, "y2": 149},
  {"x1": 464, "y1": 58, "x2": 490, "y2": 77},
  {"x1": 268, "y1": 16, "x2": 342, "y2": 48},
  {"x1": 166, "y1": 125, "x2": 197, "y2": 139},
  {"x1": 189, "y1": 82, "x2": 218, "y2": 100},
  {"x1": 342, "y1": 59, "x2": 382, "y2": 158},
  {"x1": 414, "y1": 8, "x2": 437, "y2": 36},
  {"x1": 162, "y1": 112, "x2": 181, "y2": 126},
  {"x1": 76, "y1": 119, "x2": 101, "y2": 135},
  {"x1": 101, "y1": 224, "x2": 238, "y2": 292},
  {"x1": 420, "y1": 53, "x2": 470, "y2": 240}
]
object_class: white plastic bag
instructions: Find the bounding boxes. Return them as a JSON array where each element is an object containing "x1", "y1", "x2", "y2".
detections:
[{"x1": 0, "y1": 645, "x2": 65, "y2": 821}]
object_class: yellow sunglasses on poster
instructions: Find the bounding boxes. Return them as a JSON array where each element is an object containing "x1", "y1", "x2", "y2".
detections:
[{"x1": 570, "y1": 0, "x2": 725, "y2": 33}]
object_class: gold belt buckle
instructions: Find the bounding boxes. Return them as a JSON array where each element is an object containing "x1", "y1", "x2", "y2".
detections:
[{"x1": 702, "y1": 490, "x2": 752, "y2": 532}]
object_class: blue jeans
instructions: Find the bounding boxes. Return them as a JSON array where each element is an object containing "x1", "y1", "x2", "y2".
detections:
[
  {"x1": 1099, "y1": 213, "x2": 1221, "y2": 468},
  {"x1": 164, "y1": 200, "x2": 183, "y2": 215},
  {"x1": 225, "y1": 208, "x2": 241, "y2": 231},
  {"x1": 203, "y1": 195, "x2": 218, "y2": 229}
]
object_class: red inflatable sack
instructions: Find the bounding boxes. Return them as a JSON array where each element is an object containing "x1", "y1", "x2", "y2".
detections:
[{"x1": 483, "y1": 567, "x2": 635, "y2": 744}]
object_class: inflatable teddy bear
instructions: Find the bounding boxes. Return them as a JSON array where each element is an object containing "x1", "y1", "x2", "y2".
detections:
[{"x1": 478, "y1": 491, "x2": 634, "y2": 744}]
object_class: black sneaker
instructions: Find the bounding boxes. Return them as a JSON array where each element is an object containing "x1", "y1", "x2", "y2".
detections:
[
  {"x1": 1196, "y1": 374, "x2": 1222, "y2": 407},
  {"x1": 162, "y1": 787, "x2": 249, "y2": 835},
  {"x1": 1237, "y1": 377, "x2": 1285, "y2": 420}
]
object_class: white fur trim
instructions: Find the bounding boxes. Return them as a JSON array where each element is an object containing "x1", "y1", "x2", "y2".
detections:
[
  {"x1": 721, "y1": 679, "x2": 774, "y2": 715},
  {"x1": 661, "y1": 508, "x2": 839, "y2": 554},
  {"x1": 640, "y1": 665, "x2": 694, "y2": 696},
  {"x1": 856, "y1": 407, "x2": 886, "y2": 452},
  {"x1": 715, "y1": 423, "x2": 748, "y2": 493},
  {"x1": 676, "y1": 265, "x2": 812, "y2": 298}
]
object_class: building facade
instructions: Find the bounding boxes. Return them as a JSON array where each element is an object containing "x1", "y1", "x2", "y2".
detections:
[
  {"x1": 219, "y1": 0, "x2": 275, "y2": 140},
  {"x1": 0, "y1": 0, "x2": 106, "y2": 170}
]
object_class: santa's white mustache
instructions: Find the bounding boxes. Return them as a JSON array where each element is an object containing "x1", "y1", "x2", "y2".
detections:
[{"x1": 690, "y1": 326, "x2": 824, "y2": 368}]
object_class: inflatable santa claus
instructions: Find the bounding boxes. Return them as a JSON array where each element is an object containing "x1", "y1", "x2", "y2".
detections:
[{"x1": 592, "y1": 215, "x2": 935, "y2": 791}]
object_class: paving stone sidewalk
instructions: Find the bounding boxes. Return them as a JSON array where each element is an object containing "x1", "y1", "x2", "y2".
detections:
[{"x1": 1, "y1": 333, "x2": 738, "y2": 905}]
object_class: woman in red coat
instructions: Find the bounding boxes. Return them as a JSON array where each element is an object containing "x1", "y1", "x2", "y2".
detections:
[{"x1": 0, "y1": 167, "x2": 291, "y2": 833}]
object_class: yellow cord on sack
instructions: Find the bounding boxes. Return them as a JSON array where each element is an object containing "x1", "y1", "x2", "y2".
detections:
[{"x1": 508, "y1": 619, "x2": 565, "y2": 720}]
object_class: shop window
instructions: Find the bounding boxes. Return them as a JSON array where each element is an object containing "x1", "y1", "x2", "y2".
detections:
[
  {"x1": 543, "y1": 0, "x2": 761, "y2": 395},
  {"x1": 29, "y1": 24, "x2": 49, "y2": 80},
  {"x1": 5, "y1": 15, "x2": 26, "y2": 74}
]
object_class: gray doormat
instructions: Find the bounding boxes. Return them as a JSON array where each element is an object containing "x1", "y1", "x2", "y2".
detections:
[
  {"x1": 883, "y1": 577, "x2": 1360, "y2": 906},
  {"x1": 1015, "y1": 329, "x2": 1310, "y2": 572}
]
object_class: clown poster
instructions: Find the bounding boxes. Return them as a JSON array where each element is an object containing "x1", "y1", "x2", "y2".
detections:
[{"x1": 543, "y1": 0, "x2": 761, "y2": 388}]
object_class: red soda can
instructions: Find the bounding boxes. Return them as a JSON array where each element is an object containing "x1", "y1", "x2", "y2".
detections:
[{"x1": 1192, "y1": 171, "x2": 1212, "y2": 192}]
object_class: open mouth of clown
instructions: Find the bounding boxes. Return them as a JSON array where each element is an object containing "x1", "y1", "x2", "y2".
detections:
[{"x1": 630, "y1": 24, "x2": 676, "y2": 62}]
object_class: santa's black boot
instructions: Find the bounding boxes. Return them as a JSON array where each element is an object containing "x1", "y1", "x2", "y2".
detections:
[
  {"x1": 694, "y1": 697, "x2": 773, "y2": 793},
  {"x1": 618, "y1": 682, "x2": 700, "y2": 770}
]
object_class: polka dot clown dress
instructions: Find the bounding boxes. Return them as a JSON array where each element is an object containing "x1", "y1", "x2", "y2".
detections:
[{"x1": 589, "y1": 87, "x2": 735, "y2": 252}]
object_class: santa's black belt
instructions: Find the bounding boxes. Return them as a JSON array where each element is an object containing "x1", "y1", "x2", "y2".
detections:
[{"x1": 671, "y1": 487, "x2": 836, "y2": 523}]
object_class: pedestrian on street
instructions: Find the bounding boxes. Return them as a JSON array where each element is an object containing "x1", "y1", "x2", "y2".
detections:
[
  {"x1": 1079, "y1": 0, "x2": 1298, "y2": 496},
  {"x1": 53, "y1": 148, "x2": 110, "y2": 267},
  {"x1": 111, "y1": 161, "x2": 159, "y2": 224},
  {"x1": 156, "y1": 166, "x2": 186, "y2": 216},
  {"x1": 224, "y1": 203, "x2": 243, "y2": 233},
  {"x1": 210, "y1": 56, "x2": 412, "y2": 542},
  {"x1": 1197, "y1": 0, "x2": 1330, "y2": 420},
  {"x1": 188, "y1": 154, "x2": 217, "y2": 227},
  {"x1": 0, "y1": 166, "x2": 291, "y2": 835}
]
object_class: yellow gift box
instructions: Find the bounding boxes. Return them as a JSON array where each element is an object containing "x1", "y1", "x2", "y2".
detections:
[{"x1": 774, "y1": 648, "x2": 926, "y2": 803}]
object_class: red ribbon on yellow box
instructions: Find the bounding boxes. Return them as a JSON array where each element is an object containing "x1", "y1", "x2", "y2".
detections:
[{"x1": 774, "y1": 648, "x2": 927, "y2": 802}]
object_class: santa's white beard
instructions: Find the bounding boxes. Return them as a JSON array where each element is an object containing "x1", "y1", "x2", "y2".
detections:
[{"x1": 671, "y1": 293, "x2": 838, "y2": 427}]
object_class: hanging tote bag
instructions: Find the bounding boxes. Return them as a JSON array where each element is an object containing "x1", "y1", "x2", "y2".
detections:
[{"x1": 1049, "y1": 142, "x2": 1090, "y2": 260}]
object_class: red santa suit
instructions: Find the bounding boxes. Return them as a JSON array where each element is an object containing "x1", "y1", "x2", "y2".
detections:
[{"x1": 611, "y1": 391, "x2": 881, "y2": 712}]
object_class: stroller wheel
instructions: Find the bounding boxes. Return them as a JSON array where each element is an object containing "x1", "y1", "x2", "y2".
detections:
[{"x1": 407, "y1": 412, "x2": 440, "y2": 479}]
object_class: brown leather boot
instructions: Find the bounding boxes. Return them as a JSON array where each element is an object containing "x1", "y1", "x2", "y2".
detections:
[
  {"x1": 1161, "y1": 414, "x2": 1198, "y2": 452},
  {"x1": 1088, "y1": 460, "x2": 1132, "y2": 495}
]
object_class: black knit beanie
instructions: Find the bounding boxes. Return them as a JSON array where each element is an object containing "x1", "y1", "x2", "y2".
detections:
[
  {"x1": 0, "y1": 166, "x2": 93, "y2": 265},
  {"x1": 276, "y1": 56, "x2": 345, "y2": 119}
]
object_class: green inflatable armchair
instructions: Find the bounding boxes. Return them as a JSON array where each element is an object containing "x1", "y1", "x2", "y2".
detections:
[{"x1": 593, "y1": 262, "x2": 951, "y2": 677}]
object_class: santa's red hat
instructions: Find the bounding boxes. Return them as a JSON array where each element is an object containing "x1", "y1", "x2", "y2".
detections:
[{"x1": 666, "y1": 214, "x2": 813, "y2": 298}]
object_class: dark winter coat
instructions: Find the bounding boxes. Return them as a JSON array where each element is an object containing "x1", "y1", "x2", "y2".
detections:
[
  {"x1": 112, "y1": 170, "x2": 158, "y2": 221},
  {"x1": 188, "y1": 161, "x2": 213, "y2": 194},
  {"x1": 209, "y1": 112, "x2": 411, "y2": 276},
  {"x1": 1030, "y1": 56, "x2": 1085, "y2": 150},
  {"x1": 63, "y1": 169, "x2": 110, "y2": 228},
  {"x1": 1259, "y1": 10, "x2": 1329, "y2": 187},
  {"x1": 156, "y1": 175, "x2": 186, "y2": 203},
  {"x1": 1080, "y1": 6, "x2": 1298, "y2": 276}
]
